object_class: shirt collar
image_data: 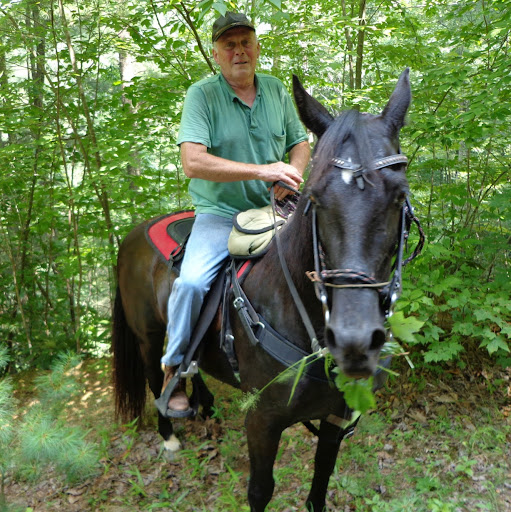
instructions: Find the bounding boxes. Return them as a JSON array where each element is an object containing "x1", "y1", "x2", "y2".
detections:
[{"x1": 219, "y1": 73, "x2": 261, "y2": 104}]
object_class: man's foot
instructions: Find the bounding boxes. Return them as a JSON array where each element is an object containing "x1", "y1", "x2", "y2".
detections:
[{"x1": 161, "y1": 365, "x2": 191, "y2": 413}]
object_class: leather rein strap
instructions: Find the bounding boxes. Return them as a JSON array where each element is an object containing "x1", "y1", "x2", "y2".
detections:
[{"x1": 270, "y1": 186, "x2": 322, "y2": 353}]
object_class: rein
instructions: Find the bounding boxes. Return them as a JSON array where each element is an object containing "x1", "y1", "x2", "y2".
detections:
[
  {"x1": 270, "y1": 185, "x2": 322, "y2": 353},
  {"x1": 231, "y1": 154, "x2": 424, "y2": 360}
]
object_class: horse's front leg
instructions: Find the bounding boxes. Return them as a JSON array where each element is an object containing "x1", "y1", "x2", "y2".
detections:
[
  {"x1": 190, "y1": 372, "x2": 215, "y2": 418},
  {"x1": 305, "y1": 419, "x2": 347, "y2": 511},
  {"x1": 246, "y1": 411, "x2": 284, "y2": 512}
]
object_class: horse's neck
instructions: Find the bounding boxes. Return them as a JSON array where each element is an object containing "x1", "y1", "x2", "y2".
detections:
[{"x1": 243, "y1": 206, "x2": 322, "y2": 350}]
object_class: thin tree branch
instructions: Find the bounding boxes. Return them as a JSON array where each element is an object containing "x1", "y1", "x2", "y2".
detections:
[{"x1": 175, "y1": 2, "x2": 216, "y2": 74}]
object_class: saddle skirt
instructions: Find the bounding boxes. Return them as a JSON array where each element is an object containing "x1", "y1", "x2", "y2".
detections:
[{"x1": 146, "y1": 210, "x2": 195, "y2": 267}]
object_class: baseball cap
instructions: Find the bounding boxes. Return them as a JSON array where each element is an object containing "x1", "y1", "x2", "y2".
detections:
[{"x1": 212, "y1": 12, "x2": 255, "y2": 43}]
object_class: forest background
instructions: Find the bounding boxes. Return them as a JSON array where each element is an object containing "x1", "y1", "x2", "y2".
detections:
[
  {"x1": 0, "y1": 0, "x2": 510, "y2": 509},
  {"x1": 1, "y1": 0, "x2": 510, "y2": 371}
]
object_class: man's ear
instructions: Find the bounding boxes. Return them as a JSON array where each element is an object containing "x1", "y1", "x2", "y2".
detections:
[{"x1": 212, "y1": 46, "x2": 219, "y2": 65}]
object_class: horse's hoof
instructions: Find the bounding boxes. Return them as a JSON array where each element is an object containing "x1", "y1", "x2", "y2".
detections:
[{"x1": 163, "y1": 433, "x2": 182, "y2": 452}]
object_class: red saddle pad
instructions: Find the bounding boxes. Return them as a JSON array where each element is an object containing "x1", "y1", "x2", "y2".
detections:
[{"x1": 146, "y1": 210, "x2": 195, "y2": 263}]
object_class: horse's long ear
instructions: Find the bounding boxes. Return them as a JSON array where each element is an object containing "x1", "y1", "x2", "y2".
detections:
[
  {"x1": 381, "y1": 68, "x2": 411, "y2": 134},
  {"x1": 293, "y1": 74, "x2": 334, "y2": 138}
]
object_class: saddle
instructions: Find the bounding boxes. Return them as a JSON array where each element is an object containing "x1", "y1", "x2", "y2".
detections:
[
  {"x1": 149, "y1": 202, "x2": 324, "y2": 418},
  {"x1": 150, "y1": 207, "x2": 391, "y2": 427}
]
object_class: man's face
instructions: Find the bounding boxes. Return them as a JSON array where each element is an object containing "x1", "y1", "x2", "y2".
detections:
[{"x1": 213, "y1": 27, "x2": 260, "y2": 85}]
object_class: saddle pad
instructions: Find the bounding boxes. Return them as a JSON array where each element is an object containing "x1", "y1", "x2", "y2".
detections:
[{"x1": 146, "y1": 211, "x2": 195, "y2": 264}]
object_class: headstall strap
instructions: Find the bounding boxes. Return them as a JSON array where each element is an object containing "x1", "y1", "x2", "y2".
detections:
[
  {"x1": 372, "y1": 154, "x2": 409, "y2": 170},
  {"x1": 331, "y1": 154, "x2": 408, "y2": 173},
  {"x1": 332, "y1": 154, "x2": 408, "y2": 191},
  {"x1": 307, "y1": 153, "x2": 424, "y2": 321}
]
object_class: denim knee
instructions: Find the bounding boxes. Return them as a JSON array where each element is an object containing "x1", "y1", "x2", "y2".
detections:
[{"x1": 176, "y1": 274, "x2": 209, "y2": 302}]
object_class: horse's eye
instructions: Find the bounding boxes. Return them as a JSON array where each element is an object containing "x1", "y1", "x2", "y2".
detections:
[{"x1": 394, "y1": 191, "x2": 407, "y2": 208}]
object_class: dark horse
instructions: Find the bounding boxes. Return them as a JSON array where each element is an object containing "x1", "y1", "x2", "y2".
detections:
[{"x1": 113, "y1": 69, "x2": 412, "y2": 511}]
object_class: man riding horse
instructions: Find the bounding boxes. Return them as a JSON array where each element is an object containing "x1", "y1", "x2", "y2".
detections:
[{"x1": 161, "y1": 12, "x2": 311, "y2": 416}]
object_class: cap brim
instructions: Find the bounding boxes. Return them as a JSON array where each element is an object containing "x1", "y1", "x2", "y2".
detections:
[{"x1": 212, "y1": 23, "x2": 255, "y2": 42}]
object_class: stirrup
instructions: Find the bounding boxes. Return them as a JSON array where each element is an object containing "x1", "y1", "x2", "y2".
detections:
[
  {"x1": 180, "y1": 360, "x2": 199, "y2": 378},
  {"x1": 155, "y1": 367, "x2": 195, "y2": 419}
]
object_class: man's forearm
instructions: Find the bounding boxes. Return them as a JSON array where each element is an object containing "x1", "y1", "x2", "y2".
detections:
[
  {"x1": 180, "y1": 141, "x2": 304, "y2": 191},
  {"x1": 181, "y1": 143, "x2": 262, "y2": 182}
]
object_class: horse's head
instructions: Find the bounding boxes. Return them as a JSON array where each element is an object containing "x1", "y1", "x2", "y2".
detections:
[{"x1": 293, "y1": 69, "x2": 411, "y2": 378}]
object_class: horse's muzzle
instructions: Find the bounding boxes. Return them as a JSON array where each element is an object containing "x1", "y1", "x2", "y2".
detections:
[{"x1": 325, "y1": 324, "x2": 386, "y2": 379}]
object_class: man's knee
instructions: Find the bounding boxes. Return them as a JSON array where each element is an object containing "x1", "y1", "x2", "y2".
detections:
[{"x1": 177, "y1": 275, "x2": 209, "y2": 299}]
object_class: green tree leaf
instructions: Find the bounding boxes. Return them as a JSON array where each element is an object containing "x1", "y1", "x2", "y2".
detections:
[
  {"x1": 267, "y1": 0, "x2": 282, "y2": 9},
  {"x1": 388, "y1": 312, "x2": 425, "y2": 344},
  {"x1": 335, "y1": 373, "x2": 376, "y2": 414}
]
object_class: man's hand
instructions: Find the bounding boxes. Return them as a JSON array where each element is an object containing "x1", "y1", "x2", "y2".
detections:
[{"x1": 263, "y1": 162, "x2": 303, "y2": 200}]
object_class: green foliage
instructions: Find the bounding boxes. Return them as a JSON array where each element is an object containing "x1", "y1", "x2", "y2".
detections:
[
  {"x1": 0, "y1": 352, "x2": 100, "y2": 505},
  {"x1": 388, "y1": 311, "x2": 424, "y2": 344},
  {"x1": 335, "y1": 371, "x2": 376, "y2": 414},
  {"x1": 0, "y1": 0, "x2": 509, "y2": 372},
  {"x1": 0, "y1": 346, "x2": 16, "y2": 498}
]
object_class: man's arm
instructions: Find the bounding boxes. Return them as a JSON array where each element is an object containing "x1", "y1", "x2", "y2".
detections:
[
  {"x1": 288, "y1": 140, "x2": 311, "y2": 176},
  {"x1": 180, "y1": 141, "x2": 305, "y2": 193}
]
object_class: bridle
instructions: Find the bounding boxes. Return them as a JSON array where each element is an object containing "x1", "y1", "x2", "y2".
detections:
[
  {"x1": 305, "y1": 154, "x2": 424, "y2": 324},
  {"x1": 271, "y1": 153, "x2": 425, "y2": 353}
]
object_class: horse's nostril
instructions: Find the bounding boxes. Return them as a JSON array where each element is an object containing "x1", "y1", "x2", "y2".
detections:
[
  {"x1": 369, "y1": 329, "x2": 386, "y2": 352},
  {"x1": 325, "y1": 325, "x2": 336, "y2": 350}
]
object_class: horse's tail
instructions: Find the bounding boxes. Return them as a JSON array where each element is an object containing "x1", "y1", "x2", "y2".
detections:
[{"x1": 112, "y1": 285, "x2": 147, "y2": 422}]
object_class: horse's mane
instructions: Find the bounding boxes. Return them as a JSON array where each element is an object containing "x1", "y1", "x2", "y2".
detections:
[{"x1": 307, "y1": 110, "x2": 375, "y2": 189}]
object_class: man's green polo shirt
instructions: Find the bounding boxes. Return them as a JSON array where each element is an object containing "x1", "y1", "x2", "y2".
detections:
[{"x1": 177, "y1": 73, "x2": 308, "y2": 219}]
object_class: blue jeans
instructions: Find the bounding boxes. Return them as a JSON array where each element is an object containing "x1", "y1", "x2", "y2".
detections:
[{"x1": 161, "y1": 213, "x2": 232, "y2": 367}]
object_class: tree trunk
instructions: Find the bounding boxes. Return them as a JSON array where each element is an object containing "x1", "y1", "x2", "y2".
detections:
[
  {"x1": 118, "y1": 29, "x2": 141, "y2": 187},
  {"x1": 355, "y1": 0, "x2": 366, "y2": 90},
  {"x1": 57, "y1": 0, "x2": 118, "y2": 270},
  {"x1": 341, "y1": 0, "x2": 355, "y2": 90}
]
